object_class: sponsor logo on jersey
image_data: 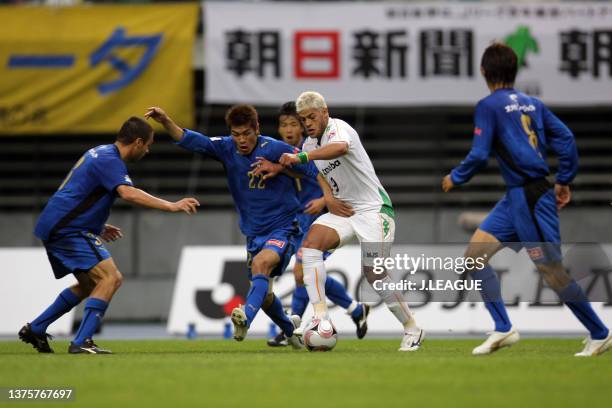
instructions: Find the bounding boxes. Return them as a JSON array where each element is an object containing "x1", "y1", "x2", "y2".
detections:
[
  {"x1": 526, "y1": 246, "x2": 544, "y2": 260},
  {"x1": 88, "y1": 148, "x2": 99, "y2": 158},
  {"x1": 474, "y1": 127, "x2": 482, "y2": 136},
  {"x1": 504, "y1": 103, "x2": 536, "y2": 113},
  {"x1": 260, "y1": 141, "x2": 269, "y2": 148},
  {"x1": 321, "y1": 159, "x2": 341, "y2": 176},
  {"x1": 266, "y1": 239, "x2": 286, "y2": 249},
  {"x1": 124, "y1": 175, "x2": 132, "y2": 184}
]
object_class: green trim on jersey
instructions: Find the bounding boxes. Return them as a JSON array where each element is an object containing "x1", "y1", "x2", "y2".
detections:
[{"x1": 379, "y1": 188, "x2": 395, "y2": 218}]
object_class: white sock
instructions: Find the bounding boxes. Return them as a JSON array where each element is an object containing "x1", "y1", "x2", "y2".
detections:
[
  {"x1": 370, "y1": 274, "x2": 417, "y2": 330},
  {"x1": 301, "y1": 248, "x2": 328, "y2": 316},
  {"x1": 346, "y1": 300, "x2": 359, "y2": 314}
]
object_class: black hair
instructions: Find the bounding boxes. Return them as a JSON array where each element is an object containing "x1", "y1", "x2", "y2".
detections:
[
  {"x1": 116, "y1": 116, "x2": 153, "y2": 144},
  {"x1": 278, "y1": 101, "x2": 298, "y2": 119},
  {"x1": 480, "y1": 43, "x2": 518, "y2": 86},
  {"x1": 225, "y1": 104, "x2": 258, "y2": 130}
]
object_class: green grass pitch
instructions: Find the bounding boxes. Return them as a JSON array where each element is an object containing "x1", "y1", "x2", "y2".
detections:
[{"x1": 1, "y1": 339, "x2": 610, "y2": 408}]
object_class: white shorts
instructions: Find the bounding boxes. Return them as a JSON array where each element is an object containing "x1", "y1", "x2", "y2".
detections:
[{"x1": 313, "y1": 212, "x2": 395, "y2": 264}]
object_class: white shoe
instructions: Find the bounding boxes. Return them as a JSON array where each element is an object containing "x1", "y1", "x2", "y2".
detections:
[
  {"x1": 574, "y1": 332, "x2": 612, "y2": 357},
  {"x1": 399, "y1": 328, "x2": 424, "y2": 352},
  {"x1": 286, "y1": 315, "x2": 304, "y2": 350},
  {"x1": 230, "y1": 306, "x2": 248, "y2": 341},
  {"x1": 472, "y1": 329, "x2": 520, "y2": 355}
]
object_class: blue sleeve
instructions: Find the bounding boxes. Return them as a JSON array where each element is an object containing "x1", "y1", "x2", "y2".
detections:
[
  {"x1": 540, "y1": 102, "x2": 578, "y2": 185},
  {"x1": 93, "y1": 157, "x2": 133, "y2": 192},
  {"x1": 176, "y1": 129, "x2": 227, "y2": 161},
  {"x1": 450, "y1": 101, "x2": 495, "y2": 185},
  {"x1": 269, "y1": 139, "x2": 318, "y2": 179}
]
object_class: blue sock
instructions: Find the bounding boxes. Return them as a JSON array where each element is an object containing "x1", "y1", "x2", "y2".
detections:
[
  {"x1": 325, "y1": 276, "x2": 353, "y2": 309},
  {"x1": 472, "y1": 265, "x2": 512, "y2": 332},
  {"x1": 291, "y1": 285, "x2": 309, "y2": 318},
  {"x1": 31, "y1": 288, "x2": 81, "y2": 335},
  {"x1": 245, "y1": 275, "x2": 269, "y2": 327},
  {"x1": 559, "y1": 281, "x2": 609, "y2": 340},
  {"x1": 72, "y1": 298, "x2": 108, "y2": 345},
  {"x1": 263, "y1": 294, "x2": 294, "y2": 336}
]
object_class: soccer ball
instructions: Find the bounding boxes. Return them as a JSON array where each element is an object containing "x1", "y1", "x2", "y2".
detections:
[{"x1": 303, "y1": 318, "x2": 338, "y2": 352}]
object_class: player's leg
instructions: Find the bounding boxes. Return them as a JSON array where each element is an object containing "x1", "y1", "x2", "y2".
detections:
[
  {"x1": 231, "y1": 248, "x2": 278, "y2": 341},
  {"x1": 20, "y1": 243, "x2": 95, "y2": 353},
  {"x1": 301, "y1": 213, "x2": 353, "y2": 318},
  {"x1": 515, "y1": 183, "x2": 610, "y2": 356},
  {"x1": 295, "y1": 247, "x2": 365, "y2": 328},
  {"x1": 464, "y1": 196, "x2": 522, "y2": 354},
  {"x1": 291, "y1": 258, "x2": 310, "y2": 318},
  {"x1": 463, "y1": 229, "x2": 520, "y2": 355},
  {"x1": 261, "y1": 280, "x2": 303, "y2": 349},
  {"x1": 69, "y1": 257, "x2": 123, "y2": 354},
  {"x1": 354, "y1": 212, "x2": 422, "y2": 351}
]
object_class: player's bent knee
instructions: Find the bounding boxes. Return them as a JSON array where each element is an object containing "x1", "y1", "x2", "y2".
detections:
[
  {"x1": 107, "y1": 270, "x2": 123, "y2": 291},
  {"x1": 251, "y1": 259, "x2": 273, "y2": 276}
]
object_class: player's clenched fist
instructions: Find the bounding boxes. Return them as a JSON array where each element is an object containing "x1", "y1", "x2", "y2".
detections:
[
  {"x1": 442, "y1": 174, "x2": 454, "y2": 192},
  {"x1": 170, "y1": 198, "x2": 200, "y2": 214},
  {"x1": 279, "y1": 153, "x2": 300, "y2": 167}
]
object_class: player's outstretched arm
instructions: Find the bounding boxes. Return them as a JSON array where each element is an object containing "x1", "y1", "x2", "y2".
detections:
[
  {"x1": 144, "y1": 107, "x2": 184, "y2": 142},
  {"x1": 117, "y1": 185, "x2": 200, "y2": 214},
  {"x1": 279, "y1": 142, "x2": 348, "y2": 166}
]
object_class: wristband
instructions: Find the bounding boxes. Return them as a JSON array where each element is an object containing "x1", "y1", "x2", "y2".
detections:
[{"x1": 297, "y1": 152, "x2": 309, "y2": 164}]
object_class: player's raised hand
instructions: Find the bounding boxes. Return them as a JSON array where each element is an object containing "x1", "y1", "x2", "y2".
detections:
[
  {"x1": 279, "y1": 153, "x2": 300, "y2": 167},
  {"x1": 326, "y1": 196, "x2": 354, "y2": 217},
  {"x1": 144, "y1": 107, "x2": 170, "y2": 124},
  {"x1": 251, "y1": 157, "x2": 282, "y2": 180},
  {"x1": 304, "y1": 197, "x2": 326, "y2": 215},
  {"x1": 171, "y1": 198, "x2": 200, "y2": 214},
  {"x1": 555, "y1": 184, "x2": 571, "y2": 210},
  {"x1": 442, "y1": 174, "x2": 455, "y2": 192},
  {"x1": 100, "y1": 224, "x2": 123, "y2": 242}
]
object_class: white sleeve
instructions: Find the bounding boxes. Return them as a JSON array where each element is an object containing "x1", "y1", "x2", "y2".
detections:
[{"x1": 327, "y1": 121, "x2": 353, "y2": 148}]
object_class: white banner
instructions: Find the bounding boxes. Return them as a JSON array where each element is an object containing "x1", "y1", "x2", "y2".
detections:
[
  {"x1": 0, "y1": 248, "x2": 76, "y2": 336},
  {"x1": 204, "y1": 2, "x2": 612, "y2": 106},
  {"x1": 168, "y1": 245, "x2": 612, "y2": 335}
]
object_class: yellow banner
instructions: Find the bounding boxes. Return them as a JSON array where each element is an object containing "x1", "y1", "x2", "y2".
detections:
[{"x1": 0, "y1": 4, "x2": 198, "y2": 134}]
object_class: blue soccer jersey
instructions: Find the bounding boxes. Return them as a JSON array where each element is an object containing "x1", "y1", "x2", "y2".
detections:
[
  {"x1": 177, "y1": 129, "x2": 318, "y2": 237},
  {"x1": 451, "y1": 88, "x2": 578, "y2": 188},
  {"x1": 35, "y1": 144, "x2": 133, "y2": 242}
]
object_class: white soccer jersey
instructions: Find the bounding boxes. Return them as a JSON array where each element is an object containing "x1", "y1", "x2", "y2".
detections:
[{"x1": 302, "y1": 117, "x2": 393, "y2": 215}]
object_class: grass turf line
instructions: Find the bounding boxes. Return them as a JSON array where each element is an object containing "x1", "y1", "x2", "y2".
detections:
[{"x1": 0, "y1": 339, "x2": 610, "y2": 408}]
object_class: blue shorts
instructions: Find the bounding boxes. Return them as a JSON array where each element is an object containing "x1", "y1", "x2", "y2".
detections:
[
  {"x1": 246, "y1": 223, "x2": 301, "y2": 279},
  {"x1": 479, "y1": 178, "x2": 562, "y2": 264},
  {"x1": 44, "y1": 232, "x2": 111, "y2": 279},
  {"x1": 295, "y1": 212, "x2": 331, "y2": 264}
]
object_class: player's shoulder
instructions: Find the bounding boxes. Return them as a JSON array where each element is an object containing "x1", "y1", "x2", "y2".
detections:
[
  {"x1": 330, "y1": 117, "x2": 356, "y2": 134},
  {"x1": 87, "y1": 144, "x2": 121, "y2": 164},
  {"x1": 259, "y1": 135, "x2": 297, "y2": 152},
  {"x1": 302, "y1": 136, "x2": 318, "y2": 152}
]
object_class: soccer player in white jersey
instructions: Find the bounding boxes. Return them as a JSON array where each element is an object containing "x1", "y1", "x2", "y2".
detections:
[{"x1": 279, "y1": 91, "x2": 424, "y2": 351}]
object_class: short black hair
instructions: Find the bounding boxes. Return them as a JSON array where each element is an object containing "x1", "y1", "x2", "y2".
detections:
[
  {"x1": 278, "y1": 101, "x2": 298, "y2": 119},
  {"x1": 117, "y1": 116, "x2": 153, "y2": 144},
  {"x1": 225, "y1": 104, "x2": 258, "y2": 130},
  {"x1": 481, "y1": 43, "x2": 518, "y2": 86}
]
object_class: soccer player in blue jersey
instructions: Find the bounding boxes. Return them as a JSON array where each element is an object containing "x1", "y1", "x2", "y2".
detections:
[
  {"x1": 443, "y1": 43, "x2": 611, "y2": 356},
  {"x1": 145, "y1": 105, "x2": 315, "y2": 348},
  {"x1": 20, "y1": 117, "x2": 200, "y2": 354},
  {"x1": 266, "y1": 102, "x2": 369, "y2": 347}
]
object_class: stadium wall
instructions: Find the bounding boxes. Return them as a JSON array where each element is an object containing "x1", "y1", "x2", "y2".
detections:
[{"x1": 1, "y1": 208, "x2": 609, "y2": 321}]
